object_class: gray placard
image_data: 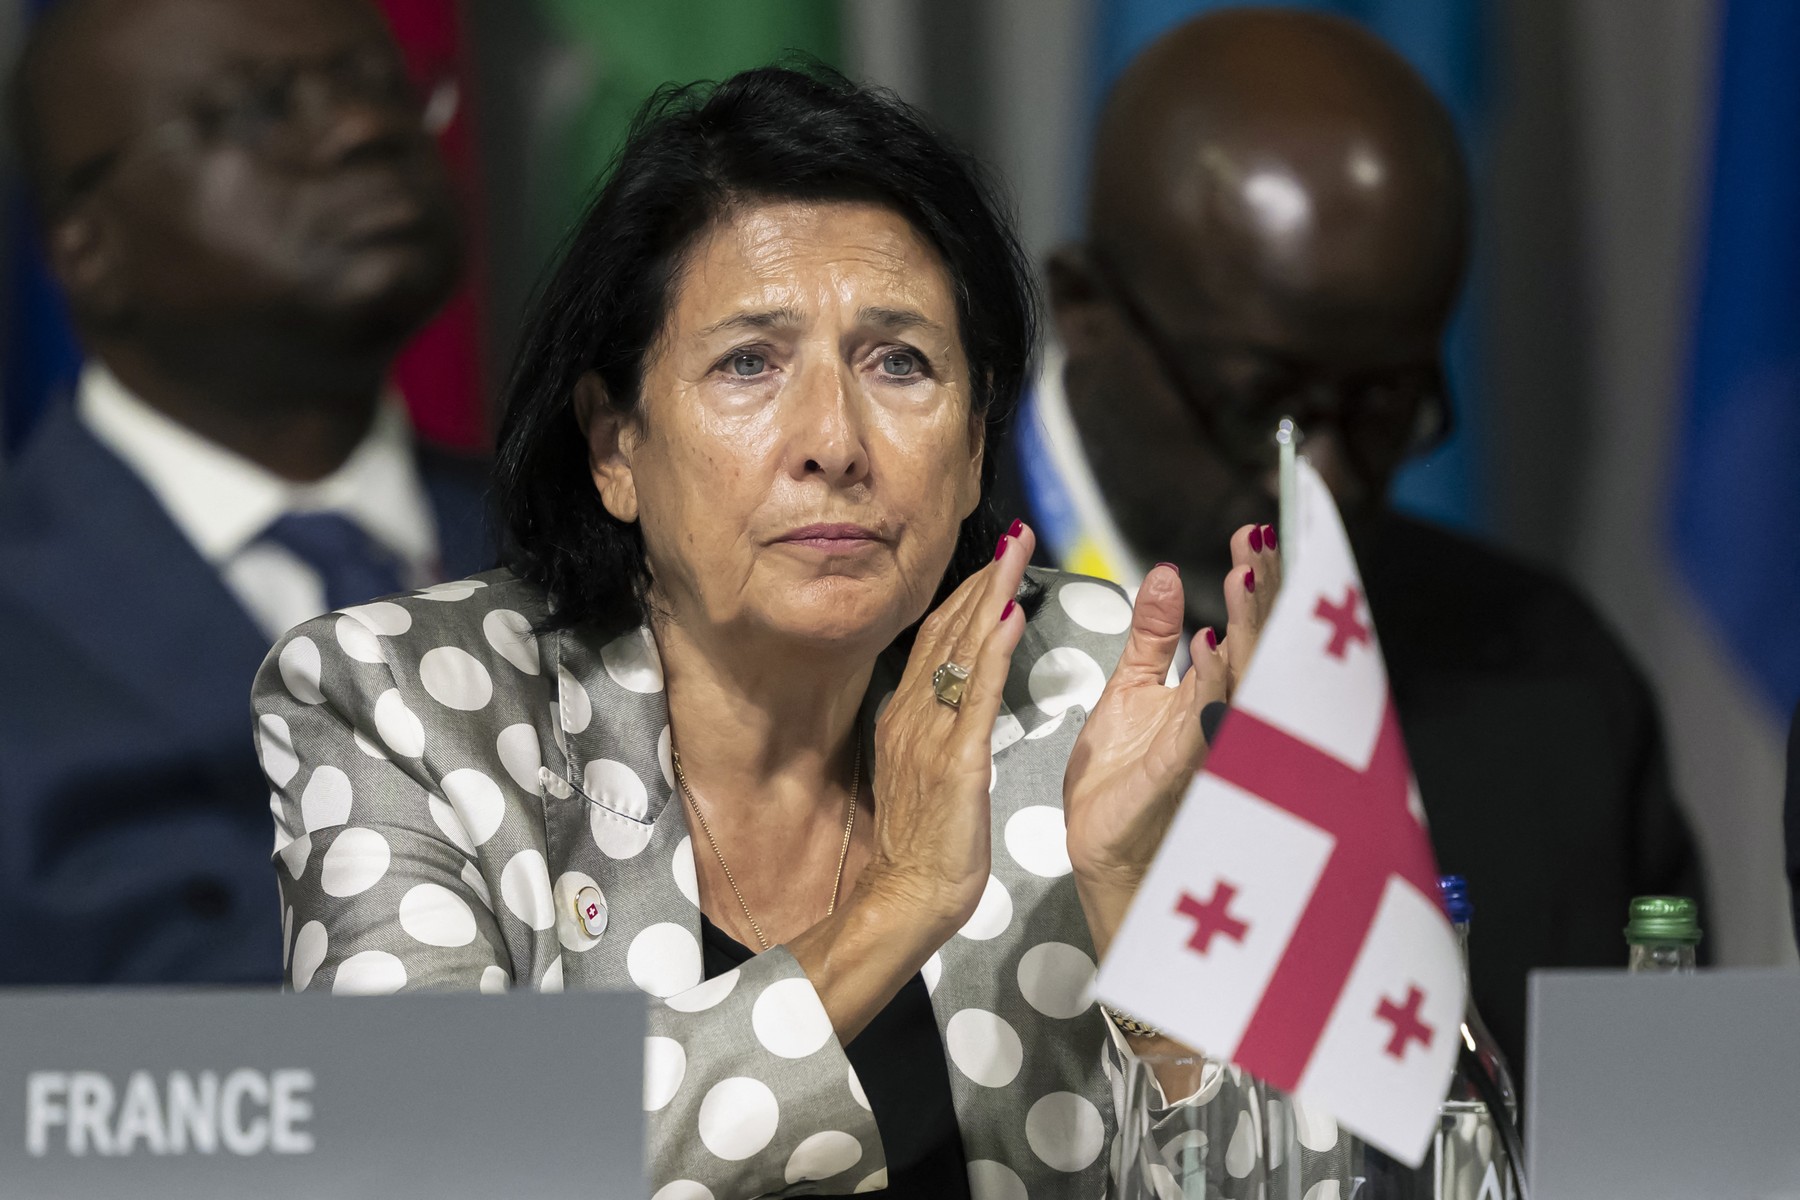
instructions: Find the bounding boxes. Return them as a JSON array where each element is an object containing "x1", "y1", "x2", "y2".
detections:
[
  {"x1": 0, "y1": 989, "x2": 647, "y2": 1200},
  {"x1": 1527, "y1": 968, "x2": 1800, "y2": 1200}
]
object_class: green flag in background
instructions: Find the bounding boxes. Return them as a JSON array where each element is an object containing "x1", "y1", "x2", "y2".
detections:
[{"x1": 533, "y1": 0, "x2": 841, "y2": 244}]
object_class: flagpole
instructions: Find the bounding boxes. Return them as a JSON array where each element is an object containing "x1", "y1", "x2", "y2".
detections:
[{"x1": 1276, "y1": 418, "x2": 1300, "y2": 573}]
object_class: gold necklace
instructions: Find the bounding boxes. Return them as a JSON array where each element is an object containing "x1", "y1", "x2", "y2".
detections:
[{"x1": 671, "y1": 741, "x2": 861, "y2": 953}]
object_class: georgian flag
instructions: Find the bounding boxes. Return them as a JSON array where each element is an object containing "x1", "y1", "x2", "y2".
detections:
[{"x1": 1095, "y1": 458, "x2": 1462, "y2": 1165}]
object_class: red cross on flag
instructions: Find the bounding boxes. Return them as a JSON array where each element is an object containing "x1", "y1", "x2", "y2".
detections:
[{"x1": 1094, "y1": 458, "x2": 1462, "y2": 1165}]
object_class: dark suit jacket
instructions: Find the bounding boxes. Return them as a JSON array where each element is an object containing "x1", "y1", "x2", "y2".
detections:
[
  {"x1": 998, "y1": 447, "x2": 1703, "y2": 1079},
  {"x1": 1348, "y1": 512, "x2": 1703, "y2": 1080},
  {"x1": 1785, "y1": 702, "x2": 1800, "y2": 953},
  {"x1": 0, "y1": 405, "x2": 492, "y2": 984}
]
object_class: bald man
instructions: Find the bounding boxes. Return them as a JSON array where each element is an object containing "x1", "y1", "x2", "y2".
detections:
[
  {"x1": 1006, "y1": 9, "x2": 1703, "y2": 1076},
  {"x1": 0, "y1": 0, "x2": 491, "y2": 983}
]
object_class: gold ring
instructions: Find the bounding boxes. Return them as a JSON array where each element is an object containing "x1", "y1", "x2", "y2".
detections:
[{"x1": 932, "y1": 661, "x2": 971, "y2": 708}]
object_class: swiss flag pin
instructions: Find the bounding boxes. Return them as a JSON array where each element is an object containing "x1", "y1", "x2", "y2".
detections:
[{"x1": 574, "y1": 885, "x2": 607, "y2": 938}]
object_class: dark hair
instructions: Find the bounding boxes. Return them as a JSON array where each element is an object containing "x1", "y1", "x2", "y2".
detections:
[{"x1": 493, "y1": 64, "x2": 1039, "y2": 633}]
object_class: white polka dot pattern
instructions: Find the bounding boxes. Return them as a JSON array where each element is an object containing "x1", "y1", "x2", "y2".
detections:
[
  {"x1": 1025, "y1": 1091, "x2": 1105, "y2": 1172},
  {"x1": 460, "y1": 860, "x2": 493, "y2": 910},
  {"x1": 1225, "y1": 1108, "x2": 1257, "y2": 1178},
  {"x1": 398, "y1": 883, "x2": 477, "y2": 947},
  {"x1": 254, "y1": 568, "x2": 1337, "y2": 1200},
  {"x1": 334, "y1": 614, "x2": 385, "y2": 664},
  {"x1": 602, "y1": 627, "x2": 664, "y2": 693},
  {"x1": 499, "y1": 850, "x2": 556, "y2": 932},
  {"x1": 278, "y1": 637, "x2": 325, "y2": 705},
  {"x1": 332, "y1": 950, "x2": 406, "y2": 995},
  {"x1": 290, "y1": 921, "x2": 327, "y2": 992},
  {"x1": 957, "y1": 874, "x2": 1013, "y2": 941},
  {"x1": 784, "y1": 1130, "x2": 862, "y2": 1182},
  {"x1": 697, "y1": 1077, "x2": 780, "y2": 1161},
  {"x1": 1027, "y1": 647, "x2": 1107, "y2": 717},
  {"x1": 628, "y1": 923, "x2": 703, "y2": 998},
  {"x1": 1057, "y1": 580, "x2": 1134, "y2": 634},
  {"x1": 427, "y1": 795, "x2": 477, "y2": 857},
  {"x1": 371, "y1": 690, "x2": 424, "y2": 757},
  {"x1": 651, "y1": 1181, "x2": 713, "y2": 1200},
  {"x1": 418, "y1": 646, "x2": 493, "y2": 712},
  {"x1": 320, "y1": 828, "x2": 389, "y2": 897},
  {"x1": 750, "y1": 978, "x2": 834, "y2": 1060},
  {"x1": 968, "y1": 1159, "x2": 1030, "y2": 1200},
  {"x1": 1292, "y1": 1099, "x2": 1340, "y2": 1152},
  {"x1": 277, "y1": 832, "x2": 312, "y2": 880},
  {"x1": 644, "y1": 1035, "x2": 687, "y2": 1112},
  {"x1": 1016, "y1": 941, "x2": 1096, "y2": 1019},
  {"x1": 1004, "y1": 805, "x2": 1073, "y2": 877},
  {"x1": 496, "y1": 723, "x2": 541, "y2": 792},
  {"x1": 946, "y1": 1009, "x2": 1023, "y2": 1088},
  {"x1": 440, "y1": 769, "x2": 505, "y2": 846},
  {"x1": 482, "y1": 609, "x2": 540, "y2": 675},
  {"x1": 664, "y1": 967, "x2": 739, "y2": 1014},
  {"x1": 258, "y1": 715, "x2": 298, "y2": 787},
  {"x1": 341, "y1": 601, "x2": 412, "y2": 636},
  {"x1": 299, "y1": 766, "x2": 353, "y2": 832},
  {"x1": 672, "y1": 838, "x2": 699, "y2": 907}
]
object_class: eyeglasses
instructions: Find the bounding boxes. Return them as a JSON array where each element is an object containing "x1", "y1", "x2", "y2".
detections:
[
  {"x1": 1088, "y1": 251, "x2": 1453, "y2": 476},
  {"x1": 54, "y1": 48, "x2": 459, "y2": 209}
]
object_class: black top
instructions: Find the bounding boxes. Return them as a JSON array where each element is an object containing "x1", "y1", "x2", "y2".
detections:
[{"x1": 698, "y1": 916, "x2": 970, "y2": 1197}]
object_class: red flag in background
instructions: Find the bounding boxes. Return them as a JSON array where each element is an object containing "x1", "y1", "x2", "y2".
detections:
[{"x1": 375, "y1": 0, "x2": 490, "y2": 452}]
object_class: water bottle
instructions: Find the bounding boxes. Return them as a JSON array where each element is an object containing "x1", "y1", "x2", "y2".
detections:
[
  {"x1": 1431, "y1": 875, "x2": 1520, "y2": 1199},
  {"x1": 1624, "y1": 895, "x2": 1701, "y2": 974}
]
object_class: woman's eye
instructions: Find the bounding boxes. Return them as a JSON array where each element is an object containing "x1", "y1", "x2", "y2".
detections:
[
  {"x1": 729, "y1": 353, "x2": 767, "y2": 377},
  {"x1": 879, "y1": 351, "x2": 921, "y2": 377}
]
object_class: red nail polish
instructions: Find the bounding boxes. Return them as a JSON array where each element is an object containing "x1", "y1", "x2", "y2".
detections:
[
  {"x1": 1008, "y1": 518, "x2": 1024, "y2": 538},
  {"x1": 1204, "y1": 627, "x2": 1218, "y2": 650},
  {"x1": 1264, "y1": 524, "x2": 1278, "y2": 550},
  {"x1": 1244, "y1": 568, "x2": 1256, "y2": 594},
  {"x1": 1154, "y1": 561, "x2": 1179, "y2": 576},
  {"x1": 1001, "y1": 599, "x2": 1017, "y2": 622},
  {"x1": 993, "y1": 534, "x2": 1010, "y2": 561},
  {"x1": 1249, "y1": 526, "x2": 1263, "y2": 554}
]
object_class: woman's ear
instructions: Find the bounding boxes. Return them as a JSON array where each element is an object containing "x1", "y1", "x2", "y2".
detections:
[
  {"x1": 959, "y1": 401, "x2": 988, "y2": 521},
  {"x1": 574, "y1": 372, "x2": 639, "y2": 524}
]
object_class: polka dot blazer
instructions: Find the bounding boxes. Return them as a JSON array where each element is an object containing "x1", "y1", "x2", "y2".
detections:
[{"x1": 255, "y1": 566, "x2": 1344, "y2": 1197}]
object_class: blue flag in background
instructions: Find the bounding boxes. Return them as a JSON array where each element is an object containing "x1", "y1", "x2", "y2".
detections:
[
  {"x1": 1090, "y1": 0, "x2": 1485, "y2": 534},
  {"x1": 1671, "y1": 0, "x2": 1800, "y2": 715},
  {"x1": 3, "y1": 0, "x2": 83, "y2": 460}
]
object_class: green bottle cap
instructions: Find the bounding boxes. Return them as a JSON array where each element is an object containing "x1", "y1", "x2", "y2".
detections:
[{"x1": 1624, "y1": 895, "x2": 1702, "y2": 945}]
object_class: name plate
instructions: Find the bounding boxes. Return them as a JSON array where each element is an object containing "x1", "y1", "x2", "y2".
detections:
[{"x1": 0, "y1": 990, "x2": 647, "y2": 1199}]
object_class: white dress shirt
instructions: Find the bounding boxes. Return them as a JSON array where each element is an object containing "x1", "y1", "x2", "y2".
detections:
[{"x1": 77, "y1": 363, "x2": 441, "y2": 641}]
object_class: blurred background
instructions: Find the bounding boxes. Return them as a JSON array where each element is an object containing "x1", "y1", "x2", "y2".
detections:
[{"x1": 3, "y1": 0, "x2": 1795, "y2": 967}]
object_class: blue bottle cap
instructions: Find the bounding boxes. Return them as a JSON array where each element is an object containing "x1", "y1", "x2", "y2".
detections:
[{"x1": 1438, "y1": 874, "x2": 1473, "y2": 924}]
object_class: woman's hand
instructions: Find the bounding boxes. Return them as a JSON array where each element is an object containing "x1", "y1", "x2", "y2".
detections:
[
  {"x1": 1064, "y1": 525, "x2": 1281, "y2": 958},
  {"x1": 858, "y1": 520, "x2": 1035, "y2": 939}
]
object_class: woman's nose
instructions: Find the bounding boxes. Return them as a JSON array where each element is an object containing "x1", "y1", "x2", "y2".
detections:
[{"x1": 790, "y1": 360, "x2": 869, "y2": 485}]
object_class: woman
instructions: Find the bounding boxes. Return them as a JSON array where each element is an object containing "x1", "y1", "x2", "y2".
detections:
[{"x1": 256, "y1": 67, "x2": 1316, "y2": 1197}]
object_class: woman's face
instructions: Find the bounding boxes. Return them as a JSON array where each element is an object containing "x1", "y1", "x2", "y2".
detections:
[{"x1": 586, "y1": 200, "x2": 983, "y2": 651}]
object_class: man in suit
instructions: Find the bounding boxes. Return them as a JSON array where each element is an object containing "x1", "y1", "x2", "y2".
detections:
[
  {"x1": 0, "y1": 0, "x2": 491, "y2": 983},
  {"x1": 1009, "y1": 9, "x2": 1703, "y2": 1073}
]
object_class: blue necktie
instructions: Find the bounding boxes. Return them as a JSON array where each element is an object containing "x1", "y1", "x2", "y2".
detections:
[{"x1": 258, "y1": 511, "x2": 408, "y2": 610}]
